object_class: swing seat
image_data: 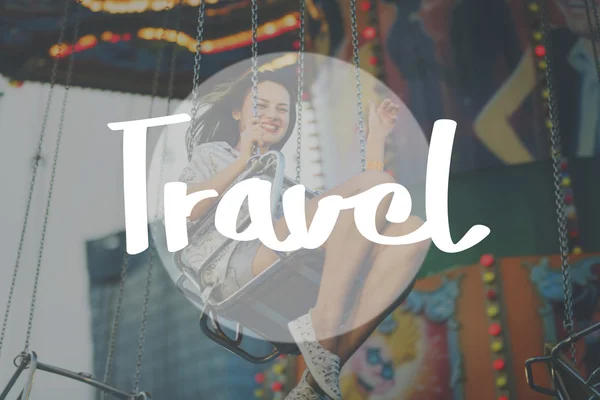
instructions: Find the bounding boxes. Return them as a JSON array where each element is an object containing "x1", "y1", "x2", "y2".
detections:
[
  {"x1": 525, "y1": 321, "x2": 600, "y2": 399},
  {"x1": 172, "y1": 150, "x2": 415, "y2": 363},
  {"x1": 0, "y1": 352, "x2": 150, "y2": 400}
]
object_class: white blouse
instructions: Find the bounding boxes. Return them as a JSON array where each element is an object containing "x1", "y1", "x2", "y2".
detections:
[{"x1": 178, "y1": 141, "x2": 243, "y2": 288}]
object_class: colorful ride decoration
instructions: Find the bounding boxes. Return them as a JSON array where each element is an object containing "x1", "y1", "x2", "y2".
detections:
[{"x1": 293, "y1": 253, "x2": 600, "y2": 399}]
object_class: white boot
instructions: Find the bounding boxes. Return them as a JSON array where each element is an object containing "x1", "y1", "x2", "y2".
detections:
[
  {"x1": 288, "y1": 312, "x2": 342, "y2": 400},
  {"x1": 284, "y1": 370, "x2": 327, "y2": 400}
]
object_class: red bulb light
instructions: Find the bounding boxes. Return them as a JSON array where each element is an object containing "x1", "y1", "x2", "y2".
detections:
[
  {"x1": 292, "y1": 40, "x2": 300, "y2": 50},
  {"x1": 360, "y1": 1, "x2": 371, "y2": 11},
  {"x1": 363, "y1": 27, "x2": 376, "y2": 40},
  {"x1": 255, "y1": 373, "x2": 265, "y2": 384},
  {"x1": 569, "y1": 229, "x2": 579, "y2": 238},
  {"x1": 493, "y1": 359, "x2": 506, "y2": 371},
  {"x1": 271, "y1": 382, "x2": 284, "y2": 392},
  {"x1": 534, "y1": 45, "x2": 546, "y2": 57},
  {"x1": 489, "y1": 323, "x2": 502, "y2": 336},
  {"x1": 369, "y1": 56, "x2": 378, "y2": 66},
  {"x1": 123, "y1": 33, "x2": 132, "y2": 41},
  {"x1": 486, "y1": 290, "x2": 497, "y2": 300},
  {"x1": 480, "y1": 254, "x2": 495, "y2": 267},
  {"x1": 565, "y1": 194, "x2": 574, "y2": 204}
]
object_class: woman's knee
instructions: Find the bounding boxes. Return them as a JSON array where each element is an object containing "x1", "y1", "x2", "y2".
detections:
[{"x1": 354, "y1": 170, "x2": 395, "y2": 193}]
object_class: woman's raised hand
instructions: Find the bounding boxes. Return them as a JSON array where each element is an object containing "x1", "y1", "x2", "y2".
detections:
[
  {"x1": 367, "y1": 99, "x2": 400, "y2": 141},
  {"x1": 239, "y1": 117, "x2": 265, "y2": 160}
]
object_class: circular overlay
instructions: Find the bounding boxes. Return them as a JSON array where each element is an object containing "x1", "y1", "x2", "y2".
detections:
[{"x1": 148, "y1": 52, "x2": 429, "y2": 344}]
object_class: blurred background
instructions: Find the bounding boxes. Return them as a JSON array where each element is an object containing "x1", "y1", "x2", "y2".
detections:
[{"x1": 0, "y1": 0, "x2": 599, "y2": 399}]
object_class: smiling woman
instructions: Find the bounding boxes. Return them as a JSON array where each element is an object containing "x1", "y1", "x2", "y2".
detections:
[
  {"x1": 185, "y1": 68, "x2": 298, "y2": 159},
  {"x1": 138, "y1": 52, "x2": 436, "y2": 400}
]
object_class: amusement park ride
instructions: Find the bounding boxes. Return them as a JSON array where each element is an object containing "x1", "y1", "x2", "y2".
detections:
[{"x1": 1, "y1": 0, "x2": 600, "y2": 399}]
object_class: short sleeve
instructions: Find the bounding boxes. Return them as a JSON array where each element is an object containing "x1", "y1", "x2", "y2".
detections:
[{"x1": 179, "y1": 143, "x2": 218, "y2": 184}]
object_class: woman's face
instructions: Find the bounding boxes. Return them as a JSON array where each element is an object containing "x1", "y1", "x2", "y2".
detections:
[{"x1": 236, "y1": 80, "x2": 292, "y2": 147}]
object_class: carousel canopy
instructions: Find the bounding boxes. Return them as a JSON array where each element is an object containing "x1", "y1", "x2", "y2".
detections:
[{"x1": 0, "y1": 0, "x2": 317, "y2": 97}]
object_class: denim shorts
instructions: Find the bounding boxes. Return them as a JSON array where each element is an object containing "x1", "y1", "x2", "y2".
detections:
[{"x1": 214, "y1": 239, "x2": 261, "y2": 302}]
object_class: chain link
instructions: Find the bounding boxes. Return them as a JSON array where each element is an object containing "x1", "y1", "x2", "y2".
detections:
[
  {"x1": 100, "y1": 255, "x2": 129, "y2": 399},
  {"x1": 132, "y1": 6, "x2": 174, "y2": 393},
  {"x1": 349, "y1": 0, "x2": 367, "y2": 171},
  {"x1": 22, "y1": 0, "x2": 81, "y2": 354},
  {"x1": 539, "y1": 0, "x2": 576, "y2": 364},
  {"x1": 101, "y1": 6, "x2": 178, "y2": 396},
  {"x1": 250, "y1": 0, "x2": 260, "y2": 155},
  {"x1": 251, "y1": 0, "x2": 259, "y2": 117},
  {"x1": 185, "y1": 0, "x2": 207, "y2": 159},
  {"x1": 296, "y1": 0, "x2": 306, "y2": 183},
  {"x1": 0, "y1": 0, "x2": 72, "y2": 360}
]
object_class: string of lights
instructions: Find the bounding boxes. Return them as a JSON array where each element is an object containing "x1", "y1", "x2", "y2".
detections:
[
  {"x1": 48, "y1": 13, "x2": 300, "y2": 58},
  {"x1": 527, "y1": 1, "x2": 583, "y2": 256}
]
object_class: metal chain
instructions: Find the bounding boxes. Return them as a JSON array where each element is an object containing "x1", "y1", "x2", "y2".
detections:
[
  {"x1": 540, "y1": 0, "x2": 576, "y2": 364},
  {"x1": 349, "y1": 0, "x2": 367, "y2": 171},
  {"x1": 166, "y1": 4, "x2": 183, "y2": 116},
  {"x1": 185, "y1": 0, "x2": 207, "y2": 158},
  {"x1": 583, "y1": 0, "x2": 600, "y2": 82},
  {"x1": 250, "y1": 0, "x2": 260, "y2": 155},
  {"x1": 22, "y1": 0, "x2": 82, "y2": 354},
  {"x1": 100, "y1": 254, "x2": 129, "y2": 398},
  {"x1": 0, "y1": 0, "x2": 72, "y2": 360},
  {"x1": 132, "y1": 6, "x2": 173, "y2": 392},
  {"x1": 296, "y1": 0, "x2": 306, "y2": 183},
  {"x1": 101, "y1": 6, "x2": 178, "y2": 397},
  {"x1": 251, "y1": 0, "x2": 259, "y2": 119}
]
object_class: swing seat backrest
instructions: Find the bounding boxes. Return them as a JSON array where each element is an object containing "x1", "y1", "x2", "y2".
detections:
[{"x1": 525, "y1": 322, "x2": 600, "y2": 399}]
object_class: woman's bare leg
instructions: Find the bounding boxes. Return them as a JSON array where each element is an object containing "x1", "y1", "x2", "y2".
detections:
[
  {"x1": 251, "y1": 170, "x2": 395, "y2": 351},
  {"x1": 334, "y1": 217, "x2": 431, "y2": 367}
]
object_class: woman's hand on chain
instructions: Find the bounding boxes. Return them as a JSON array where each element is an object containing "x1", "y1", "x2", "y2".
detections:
[{"x1": 239, "y1": 117, "x2": 265, "y2": 161}]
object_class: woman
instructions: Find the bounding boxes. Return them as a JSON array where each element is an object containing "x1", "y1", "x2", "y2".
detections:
[{"x1": 180, "y1": 68, "x2": 431, "y2": 400}]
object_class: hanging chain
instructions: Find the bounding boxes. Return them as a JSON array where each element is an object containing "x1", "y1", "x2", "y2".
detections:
[
  {"x1": 583, "y1": 0, "x2": 600, "y2": 81},
  {"x1": 540, "y1": 0, "x2": 576, "y2": 364},
  {"x1": 132, "y1": 5, "x2": 174, "y2": 393},
  {"x1": 251, "y1": 0, "x2": 259, "y2": 119},
  {"x1": 100, "y1": 255, "x2": 129, "y2": 399},
  {"x1": 0, "y1": 0, "x2": 72, "y2": 360},
  {"x1": 166, "y1": 4, "x2": 183, "y2": 116},
  {"x1": 349, "y1": 0, "x2": 366, "y2": 171},
  {"x1": 296, "y1": 0, "x2": 306, "y2": 183},
  {"x1": 250, "y1": 0, "x2": 260, "y2": 155},
  {"x1": 101, "y1": 6, "x2": 178, "y2": 397},
  {"x1": 185, "y1": 0, "x2": 207, "y2": 159},
  {"x1": 21, "y1": 0, "x2": 81, "y2": 354}
]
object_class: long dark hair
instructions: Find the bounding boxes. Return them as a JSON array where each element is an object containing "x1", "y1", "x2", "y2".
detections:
[{"x1": 186, "y1": 68, "x2": 298, "y2": 160}]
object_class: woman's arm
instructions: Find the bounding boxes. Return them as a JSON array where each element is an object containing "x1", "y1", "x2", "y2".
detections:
[
  {"x1": 186, "y1": 157, "x2": 248, "y2": 222},
  {"x1": 185, "y1": 119, "x2": 266, "y2": 222},
  {"x1": 366, "y1": 135, "x2": 386, "y2": 166},
  {"x1": 473, "y1": 48, "x2": 536, "y2": 164},
  {"x1": 366, "y1": 100, "x2": 399, "y2": 168}
]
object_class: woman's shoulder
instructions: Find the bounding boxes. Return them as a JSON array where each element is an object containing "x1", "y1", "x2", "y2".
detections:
[
  {"x1": 188, "y1": 141, "x2": 239, "y2": 172},
  {"x1": 191, "y1": 141, "x2": 237, "y2": 157}
]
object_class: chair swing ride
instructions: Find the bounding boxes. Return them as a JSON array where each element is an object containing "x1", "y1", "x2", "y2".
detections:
[
  {"x1": 0, "y1": 0, "x2": 599, "y2": 399},
  {"x1": 522, "y1": 0, "x2": 600, "y2": 399}
]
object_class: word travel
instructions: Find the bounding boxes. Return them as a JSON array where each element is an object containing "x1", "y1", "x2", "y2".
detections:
[{"x1": 108, "y1": 114, "x2": 490, "y2": 255}]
